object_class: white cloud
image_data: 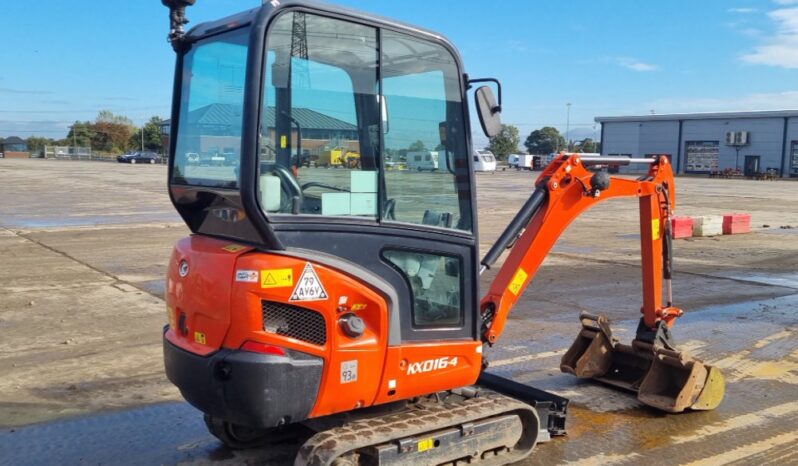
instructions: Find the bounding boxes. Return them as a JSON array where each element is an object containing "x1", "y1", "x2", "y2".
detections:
[
  {"x1": 647, "y1": 90, "x2": 798, "y2": 113},
  {"x1": 578, "y1": 56, "x2": 659, "y2": 72},
  {"x1": 729, "y1": 7, "x2": 758, "y2": 13},
  {"x1": 615, "y1": 57, "x2": 659, "y2": 72},
  {"x1": 740, "y1": 27, "x2": 764, "y2": 37},
  {"x1": 740, "y1": 7, "x2": 798, "y2": 67}
]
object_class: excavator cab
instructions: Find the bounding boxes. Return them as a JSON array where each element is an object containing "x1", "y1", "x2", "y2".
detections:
[{"x1": 161, "y1": 2, "x2": 723, "y2": 464}]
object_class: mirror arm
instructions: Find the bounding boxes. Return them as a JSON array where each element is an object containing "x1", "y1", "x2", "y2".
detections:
[{"x1": 467, "y1": 77, "x2": 502, "y2": 109}]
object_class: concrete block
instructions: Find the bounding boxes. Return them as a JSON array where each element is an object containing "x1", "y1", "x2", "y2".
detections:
[{"x1": 693, "y1": 215, "x2": 723, "y2": 237}]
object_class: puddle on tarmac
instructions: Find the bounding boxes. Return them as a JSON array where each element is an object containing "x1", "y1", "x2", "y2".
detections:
[
  {"x1": 1, "y1": 213, "x2": 179, "y2": 229},
  {"x1": 712, "y1": 271, "x2": 798, "y2": 290}
]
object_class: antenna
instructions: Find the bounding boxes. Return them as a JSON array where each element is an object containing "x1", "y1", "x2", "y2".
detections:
[{"x1": 162, "y1": 0, "x2": 197, "y2": 51}]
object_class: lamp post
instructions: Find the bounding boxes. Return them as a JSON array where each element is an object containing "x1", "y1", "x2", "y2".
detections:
[{"x1": 565, "y1": 103, "x2": 571, "y2": 151}]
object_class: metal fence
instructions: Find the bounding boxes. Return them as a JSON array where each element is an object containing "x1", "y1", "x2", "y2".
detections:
[
  {"x1": 41, "y1": 146, "x2": 167, "y2": 163},
  {"x1": 44, "y1": 145, "x2": 95, "y2": 160}
]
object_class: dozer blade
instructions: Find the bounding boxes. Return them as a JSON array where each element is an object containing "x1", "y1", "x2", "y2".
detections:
[{"x1": 560, "y1": 312, "x2": 725, "y2": 413}]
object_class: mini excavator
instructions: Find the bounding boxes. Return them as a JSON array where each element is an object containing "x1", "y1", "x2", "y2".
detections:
[{"x1": 160, "y1": 1, "x2": 725, "y2": 464}]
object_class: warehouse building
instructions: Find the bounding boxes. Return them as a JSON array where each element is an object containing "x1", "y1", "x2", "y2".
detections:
[
  {"x1": 596, "y1": 110, "x2": 798, "y2": 178},
  {"x1": 0, "y1": 136, "x2": 30, "y2": 158}
]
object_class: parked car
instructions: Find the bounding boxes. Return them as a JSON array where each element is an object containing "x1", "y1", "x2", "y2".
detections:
[{"x1": 117, "y1": 151, "x2": 160, "y2": 164}]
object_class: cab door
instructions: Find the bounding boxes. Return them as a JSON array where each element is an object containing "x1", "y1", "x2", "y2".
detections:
[{"x1": 257, "y1": 9, "x2": 479, "y2": 345}]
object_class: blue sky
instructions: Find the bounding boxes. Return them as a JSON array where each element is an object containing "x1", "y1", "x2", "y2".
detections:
[{"x1": 2, "y1": 0, "x2": 797, "y2": 147}]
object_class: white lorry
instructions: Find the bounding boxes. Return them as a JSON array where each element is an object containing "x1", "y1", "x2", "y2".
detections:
[{"x1": 508, "y1": 153, "x2": 534, "y2": 170}]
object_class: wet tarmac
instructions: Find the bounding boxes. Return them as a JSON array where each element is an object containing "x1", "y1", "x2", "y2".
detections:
[{"x1": 2, "y1": 293, "x2": 796, "y2": 465}]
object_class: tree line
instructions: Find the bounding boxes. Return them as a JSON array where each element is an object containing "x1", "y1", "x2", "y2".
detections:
[
  {"x1": 486, "y1": 124, "x2": 600, "y2": 161},
  {"x1": 24, "y1": 110, "x2": 165, "y2": 155}
]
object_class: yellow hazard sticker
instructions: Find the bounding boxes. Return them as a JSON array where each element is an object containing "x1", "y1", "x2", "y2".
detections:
[
  {"x1": 351, "y1": 303, "x2": 367, "y2": 311},
  {"x1": 261, "y1": 268, "x2": 294, "y2": 288},
  {"x1": 222, "y1": 244, "x2": 247, "y2": 253},
  {"x1": 194, "y1": 331, "x2": 206, "y2": 345},
  {"x1": 280, "y1": 135, "x2": 287, "y2": 149},
  {"x1": 652, "y1": 218, "x2": 661, "y2": 241},
  {"x1": 166, "y1": 306, "x2": 176, "y2": 330},
  {"x1": 508, "y1": 267, "x2": 528, "y2": 296},
  {"x1": 417, "y1": 438, "x2": 435, "y2": 452}
]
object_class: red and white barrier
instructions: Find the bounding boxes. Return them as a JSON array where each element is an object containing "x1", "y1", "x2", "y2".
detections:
[
  {"x1": 671, "y1": 217, "x2": 694, "y2": 239},
  {"x1": 669, "y1": 213, "x2": 752, "y2": 238},
  {"x1": 723, "y1": 213, "x2": 751, "y2": 235}
]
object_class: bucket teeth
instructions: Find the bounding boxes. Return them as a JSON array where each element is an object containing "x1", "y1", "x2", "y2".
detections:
[{"x1": 560, "y1": 313, "x2": 725, "y2": 413}]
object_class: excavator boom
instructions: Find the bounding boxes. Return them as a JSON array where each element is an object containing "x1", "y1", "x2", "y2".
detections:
[{"x1": 480, "y1": 153, "x2": 725, "y2": 413}]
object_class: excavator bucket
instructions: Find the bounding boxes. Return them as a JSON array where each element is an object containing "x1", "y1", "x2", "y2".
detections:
[
  {"x1": 560, "y1": 313, "x2": 725, "y2": 413},
  {"x1": 638, "y1": 348, "x2": 725, "y2": 412}
]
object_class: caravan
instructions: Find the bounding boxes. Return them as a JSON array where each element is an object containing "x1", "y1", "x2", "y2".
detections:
[
  {"x1": 407, "y1": 150, "x2": 444, "y2": 171},
  {"x1": 473, "y1": 150, "x2": 497, "y2": 172}
]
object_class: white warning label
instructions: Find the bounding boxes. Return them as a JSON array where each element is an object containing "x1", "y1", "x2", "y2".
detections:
[
  {"x1": 341, "y1": 360, "x2": 358, "y2": 384},
  {"x1": 289, "y1": 263, "x2": 329, "y2": 302}
]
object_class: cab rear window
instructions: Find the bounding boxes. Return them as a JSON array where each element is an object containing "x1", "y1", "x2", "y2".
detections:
[{"x1": 172, "y1": 28, "x2": 248, "y2": 188}]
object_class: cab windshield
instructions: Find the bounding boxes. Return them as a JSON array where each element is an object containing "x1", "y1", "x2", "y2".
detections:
[{"x1": 260, "y1": 12, "x2": 472, "y2": 232}]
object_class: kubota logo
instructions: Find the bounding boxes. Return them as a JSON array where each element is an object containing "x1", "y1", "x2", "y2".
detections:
[{"x1": 406, "y1": 356, "x2": 459, "y2": 375}]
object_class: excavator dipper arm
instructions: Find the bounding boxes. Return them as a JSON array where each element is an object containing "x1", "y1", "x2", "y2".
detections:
[
  {"x1": 480, "y1": 153, "x2": 677, "y2": 344},
  {"x1": 479, "y1": 154, "x2": 725, "y2": 413}
]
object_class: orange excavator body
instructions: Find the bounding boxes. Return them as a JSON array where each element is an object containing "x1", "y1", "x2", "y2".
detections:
[{"x1": 165, "y1": 236, "x2": 484, "y2": 423}]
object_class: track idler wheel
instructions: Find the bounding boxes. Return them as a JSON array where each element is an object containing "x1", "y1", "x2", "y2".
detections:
[{"x1": 560, "y1": 312, "x2": 725, "y2": 413}]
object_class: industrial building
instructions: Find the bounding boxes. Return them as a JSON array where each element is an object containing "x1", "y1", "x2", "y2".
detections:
[
  {"x1": 0, "y1": 136, "x2": 29, "y2": 158},
  {"x1": 596, "y1": 110, "x2": 798, "y2": 178}
]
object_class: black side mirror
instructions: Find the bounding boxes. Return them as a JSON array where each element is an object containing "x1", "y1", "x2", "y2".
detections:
[{"x1": 475, "y1": 86, "x2": 502, "y2": 138}]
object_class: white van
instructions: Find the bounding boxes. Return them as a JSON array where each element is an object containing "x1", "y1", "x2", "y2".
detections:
[
  {"x1": 508, "y1": 153, "x2": 533, "y2": 170},
  {"x1": 473, "y1": 150, "x2": 497, "y2": 172}
]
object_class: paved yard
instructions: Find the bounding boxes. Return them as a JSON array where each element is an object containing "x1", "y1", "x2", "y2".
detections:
[{"x1": 0, "y1": 159, "x2": 796, "y2": 465}]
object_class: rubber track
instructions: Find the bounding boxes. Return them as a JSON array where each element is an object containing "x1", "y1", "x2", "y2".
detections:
[{"x1": 295, "y1": 393, "x2": 540, "y2": 466}]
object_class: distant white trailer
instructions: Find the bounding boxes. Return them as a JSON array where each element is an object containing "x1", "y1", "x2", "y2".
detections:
[
  {"x1": 473, "y1": 150, "x2": 497, "y2": 172},
  {"x1": 508, "y1": 153, "x2": 533, "y2": 170},
  {"x1": 407, "y1": 151, "x2": 442, "y2": 171}
]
